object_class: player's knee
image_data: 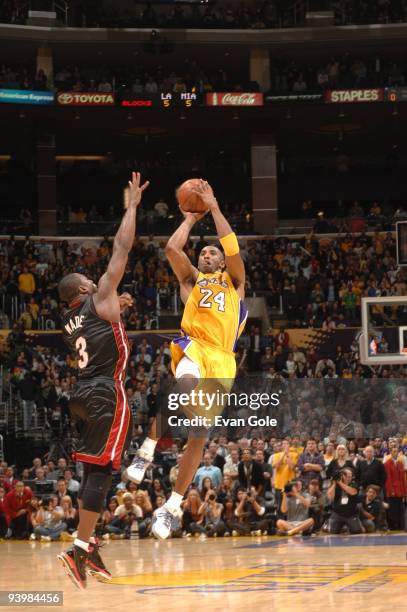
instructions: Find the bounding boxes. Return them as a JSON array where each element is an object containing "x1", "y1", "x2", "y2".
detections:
[{"x1": 81, "y1": 464, "x2": 112, "y2": 513}]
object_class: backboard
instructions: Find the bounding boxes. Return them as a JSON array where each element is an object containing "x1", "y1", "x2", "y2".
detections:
[{"x1": 360, "y1": 295, "x2": 407, "y2": 365}]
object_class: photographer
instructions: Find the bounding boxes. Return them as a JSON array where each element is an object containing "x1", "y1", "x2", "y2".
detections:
[
  {"x1": 327, "y1": 467, "x2": 362, "y2": 534},
  {"x1": 276, "y1": 480, "x2": 314, "y2": 536},
  {"x1": 31, "y1": 496, "x2": 67, "y2": 541},
  {"x1": 112, "y1": 492, "x2": 143, "y2": 539},
  {"x1": 199, "y1": 489, "x2": 225, "y2": 537},
  {"x1": 235, "y1": 486, "x2": 268, "y2": 535}
]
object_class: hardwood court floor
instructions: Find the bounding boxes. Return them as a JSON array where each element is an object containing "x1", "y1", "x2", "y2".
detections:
[{"x1": 1, "y1": 533, "x2": 407, "y2": 612}]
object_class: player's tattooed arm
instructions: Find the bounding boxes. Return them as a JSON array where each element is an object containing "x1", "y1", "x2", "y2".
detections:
[
  {"x1": 165, "y1": 209, "x2": 203, "y2": 302},
  {"x1": 95, "y1": 172, "x2": 149, "y2": 320},
  {"x1": 193, "y1": 179, "x2": 245, "y2": 299}
]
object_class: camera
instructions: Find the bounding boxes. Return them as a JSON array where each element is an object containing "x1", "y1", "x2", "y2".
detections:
[
  {"x1": 284, "y1": 482, "x2": 295, "y2": 494},
  {"x1": 208, "y1": 493, "x2": 216, "y2": 501},
  {"x1": 332, "y1": 470, "x2": 343, "y2": 481}
]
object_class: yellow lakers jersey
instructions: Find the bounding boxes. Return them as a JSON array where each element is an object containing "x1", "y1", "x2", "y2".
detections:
[{"x1": 180, "y1": 271, "x2": 248, "y2": 353}]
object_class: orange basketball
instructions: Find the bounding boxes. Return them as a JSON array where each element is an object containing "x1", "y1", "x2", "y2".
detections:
[{"x1": 176, "y1": 178, "x2": 209, "y2": 213}]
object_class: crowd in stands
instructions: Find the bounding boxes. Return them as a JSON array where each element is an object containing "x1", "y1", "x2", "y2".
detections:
[
  {"x1": 0, "y1": 435, "x2": 406, "y2": 541},
  {"x1": 0, "y1": 226, "x2": 405, "y2": 332},
  {"x1": 3, "y1": 51, "x2": 407, "y2": 96},
  {"x1": 0, "y1": 1, "x2": 305, "y2": 30},
  {"x1": 55, "y1": 61, "x2": 258, "y2": 96},
  {"x1": 271, "y1": 52, "x2": 407, "y2": 94},
  {"x1": 333, "y1": 0, "x2": 407, "y2": 25},
  {"x1": 0, "y1": 64, "x2": 48, "y2": 91},
  {"x1": 4, "y1": 0, "x2": 407, "y2": 29},
  {"x1": 0, "y1": 60, "x2": 256, "y2": 95},
  {"x1": 0, "y1": 0, "x2": 27, "y2": 25}
]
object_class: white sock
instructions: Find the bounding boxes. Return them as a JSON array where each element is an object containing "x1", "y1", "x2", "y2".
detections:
[
  {"x1": 138, "y1": 437, "x2": 157, "y2": 461},
  {"x1": 89, "y1": 536, "x2": 96, "y2": 545},
  {"x1": 166, "y1": 492, "x2": 183, "y2": 513},
  {"x1": 74, "y1": 538, "x2": 90, "y2": 552}
]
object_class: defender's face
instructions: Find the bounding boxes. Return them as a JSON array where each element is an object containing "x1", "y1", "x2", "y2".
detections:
[
  {"x1": 79, "y1": 276, "x2": 97, "y2": 295},
  {"x1": 198, "y1": 247, "x2": 224, "y2": 274}
]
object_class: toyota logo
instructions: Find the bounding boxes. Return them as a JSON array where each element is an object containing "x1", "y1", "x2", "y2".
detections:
[{"x1": 58, "y1": 93, "x2": 74, "y2": 105}]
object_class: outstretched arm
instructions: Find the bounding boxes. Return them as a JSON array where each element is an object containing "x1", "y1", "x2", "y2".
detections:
[
  {"x1": 165, "y1": 210, "x2": 206, "y2": 303},
  {"x1": 194, "y1": 180, "x2": 245, "y2": 298},
  {"x1": 94, "y1": 172, "x2": 149, "y2": 321}
]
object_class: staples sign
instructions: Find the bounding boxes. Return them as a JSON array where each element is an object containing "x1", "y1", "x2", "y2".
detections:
[
  {"x1": 326, "y1": 89, "x2": 384, "y2": 103},
  {"x1": 57, "y1": 92, "x2": 115, "y2": 106},
  {"x1": 206, "y1": 92, "x2": 263, "y2": 106}
]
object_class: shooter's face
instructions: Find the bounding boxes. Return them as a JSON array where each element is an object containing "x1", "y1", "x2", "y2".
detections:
[{"x1": 198, "y1": 247, "x2": 225, "y2": 274}]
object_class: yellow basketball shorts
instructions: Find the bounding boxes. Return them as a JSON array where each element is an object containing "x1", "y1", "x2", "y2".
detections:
[{"x1": 170, "y1": 335, "x2": 237, "y2": 382}]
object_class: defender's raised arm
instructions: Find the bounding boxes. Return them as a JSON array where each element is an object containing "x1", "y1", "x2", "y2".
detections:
[{"x1": 95, "y1": 172, "x2": 149, "y2": 318}]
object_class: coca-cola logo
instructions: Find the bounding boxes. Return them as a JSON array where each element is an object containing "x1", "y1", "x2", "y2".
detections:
[
  {"x1": 57, "y1": 92, "x2": 115, "y2": 105},
  {"x1": 207, "y1": 92, "x2": 263, "y2": 107},
  {"x1": 222, "y1": 93, "x2": 256, "y2": 105}
]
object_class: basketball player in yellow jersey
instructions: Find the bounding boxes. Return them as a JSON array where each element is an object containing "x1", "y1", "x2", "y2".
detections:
[{"x1": 126, "y1": 179, "x2": 247, "y2": 539}]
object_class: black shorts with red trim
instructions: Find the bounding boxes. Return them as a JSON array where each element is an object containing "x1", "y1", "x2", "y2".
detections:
[{"x1": 69, "y1": 377, "x2": 132, "y2": 470}]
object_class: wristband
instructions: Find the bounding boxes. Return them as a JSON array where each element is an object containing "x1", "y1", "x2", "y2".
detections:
[{"x1": 220, "y1": 232, "x2": 239, "y2": 256}]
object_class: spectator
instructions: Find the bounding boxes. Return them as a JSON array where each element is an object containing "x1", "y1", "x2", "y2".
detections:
[
  {"x1": 134, "y1": 490, "x2": 153, "y2": 538},
  {"x1": 223, "y1": 448, "x2": 240, "y2": 481},
  {"x1": 358, "y1": 445, "x2": 387, "y2": 492},
  {"x1": 64, "y1": 469, "x2": 81, "y2": 494},
  {"x1": 0, "y1": 485, "x2": 7, "y2": 538},
  {"x1": 100, "y1": 497, "x2": 120, "y2": 539},
  {"x1": 384, "y1": 446, "x2": 407, "y2": 530},
  {"x1": 297, "y1": 439, "x2": 324, "y2": 487},
  {"x1": 276, "y1": 480, "x2": 314, "y2": 536},
  {"x1": 194, "y1": 452, "x2": 223, "y2": 491},
  {"x1": 327, "y1": 468, "x2": 362, "y2": 534},
  {"x1": 271, "y1": 439, "x2": 298, "y2": 507},
  {"x1": 18, "y1": 266, "x2": 35, "y2": 302},
  {"x1": 4, "y1": 481, "x2": 32, "y2": 539},
  {"x1": 238, "y1": 448, "x2": 264, "y2": 493},
  {"x1": 359, "y1": 486, "x2": 382, "y2": 533},
  {"x1": 326, "y1": 444, "x2": 357, "y2": 480},
  {"x1": 154, "y1": 197, "x2": 169, "y2": 219},
  {"x1": 60, "y1": 495, "x2": 78, "y2": 536},
  {"x1": 182, "y1": 489, "x2": 206, "y2": 538},
  {"x1": 55, "y1": 478, "x2": 77, "y2": 508}
]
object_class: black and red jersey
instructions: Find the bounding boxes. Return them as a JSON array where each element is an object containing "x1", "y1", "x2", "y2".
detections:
[{"x1": 61, "y1": 296, "x2": 129, "y2": 381}]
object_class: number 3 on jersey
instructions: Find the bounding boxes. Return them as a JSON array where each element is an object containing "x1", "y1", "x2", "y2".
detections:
[
  {"x1": 75, "y1": 336, "x2": 89, "y2": 369},
  {"x1": 198, "y1": 288, "x2": 226, "y2": 312}
]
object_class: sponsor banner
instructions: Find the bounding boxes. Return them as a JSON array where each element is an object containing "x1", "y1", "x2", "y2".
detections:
[
  {"x1": 206, "y1": 92, "x2": 263, "y2": 106},
  {"x1": 266, "y1": 93, "x2": 323, "y2": 103},
  {"x1": 57, "y1": 92, "x2": 115, "y2": 106},
  {"x1": 120, "y1": 92, "x2": 200, "y2": 107},
  {"x1": 325, "y1": 88, "x2": 384, "y2": 103},
  {"x1": 386, "y1": 87, "x2": 407, "y2": 102},
  {"x1": 0, "y1": 89, "x2": 54, "y2": 105}
]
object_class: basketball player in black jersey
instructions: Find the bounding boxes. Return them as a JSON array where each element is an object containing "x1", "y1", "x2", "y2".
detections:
[{"x1": 56, "y1": 172, "x2": 149, "y2": 590}]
